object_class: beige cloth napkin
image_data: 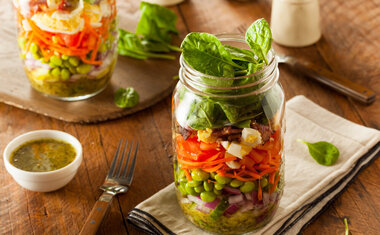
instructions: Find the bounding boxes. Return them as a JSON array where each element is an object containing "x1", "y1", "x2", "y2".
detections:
[{"x1": 127, "y1": 96, "x2": 380, "y2": 235}]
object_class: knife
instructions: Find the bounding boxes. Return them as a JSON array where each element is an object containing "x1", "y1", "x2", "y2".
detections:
[{"x1": 276, "y1": 54, "x2": 376, "y2": 104}]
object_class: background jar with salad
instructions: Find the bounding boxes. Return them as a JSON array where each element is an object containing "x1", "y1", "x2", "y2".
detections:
[
  {"x1": 172, "y1": 31, "x2": 285, "y2": 234},
  {"x1": 13, "y1": 0, "x2": 118, "y2": 100}
]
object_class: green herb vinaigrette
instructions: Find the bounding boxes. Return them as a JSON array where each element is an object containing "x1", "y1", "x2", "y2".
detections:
[{"x1": 10, "y1": 138, "x2": 76, "y2": 172}]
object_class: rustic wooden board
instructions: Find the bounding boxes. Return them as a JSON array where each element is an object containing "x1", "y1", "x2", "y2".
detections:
[{"x1": 0, "y1": 0, "x2": 179, "y2": 123}]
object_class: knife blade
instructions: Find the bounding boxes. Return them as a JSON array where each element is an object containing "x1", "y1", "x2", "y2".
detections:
[{"x1": 276, "y1": 54, "x2": 376, "y2": 104}]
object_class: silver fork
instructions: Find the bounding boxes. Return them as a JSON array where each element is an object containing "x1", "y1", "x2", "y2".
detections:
[{"x1": 79, "y1": 139, "x2": 139, "y2": 235}]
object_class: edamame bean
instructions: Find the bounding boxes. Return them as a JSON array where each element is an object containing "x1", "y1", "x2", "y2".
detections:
[
  {"x1": 210, "y1": 172, "x2": 216, "y2": 179},
  {"x1": 178, "y1": 183, "x2": 187, "y2": 195},
  {"x1": 230, "y1": 179, "x2": 244, "y2": 188},
  {"x1": 50, "y1": 67, "x2": 61, "y2": 77},
  {"x1": 60, "y1": 69, "x2": 71, "y2": 81},
  {"x1": 260, "y1": 178, "x2": 268, "y2": 188},
  {"x1": 68, "y1": 57, "x2": 80, "y2": 67},
  {"x1": 203, "y1": 181, "x2": 214, "y2": 192},
  {"x1": 40, "y1": 58, "x2": 48, "y2": 64},
  {"x1": 213, "y1": 188, "x2": 222, "y2": 195},
  {"x1": 30, "y1": 43, "x2": 39, "y2": 54},
  {"x1": 187, "y1": 180, "x2": 202, "y2": 187},
  {"x1": 77, "y1": 64, "x2": 92, "y2": 74},
  {"x1": 32, "y1": 52, "x2": 41, "y2": 60},
  {"x1": 200, "y1": 191, "x2": 216, "y2": 202},
  {"x1": 191, "y1": 169, "x2": 209, "y2": 181},
  {"x1": 240, "y1": 181, "x2": 255, "y2": 193},
  {"x1": 194, "y1": 185, "x2": 205, "y2": 193},
  {"x1": 68, "y1": 66, "x2": 77, "y2": 74},
  {"x1": 214, "y1": 183, "x2": 225, "y2": 190},
  {"x1": 185, "y1": 183, "x2": 198, "y2": 196},
  {"x1": 61, "y1": 55, "x2": 69, "y2": 60},
  {"x1": 215, "y1": 175, "x2": 232, "y2": 184},
  {"x1": 50, "y1": 55, "x2": 62, "y2": 66}
]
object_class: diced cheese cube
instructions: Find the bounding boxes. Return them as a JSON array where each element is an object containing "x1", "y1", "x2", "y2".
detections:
[
  {"x1": 225, "y1": 153, "x2": 241, "y2": 169},
  {"x1": 226, "y1": 141, "x2": 252, "y2": 159},
  {"x1": 221, "y1": 141, "x2": 230, "y2": 150},
  {"x1": 242, "y1": 128, "x2": 262, "y2": 147}
]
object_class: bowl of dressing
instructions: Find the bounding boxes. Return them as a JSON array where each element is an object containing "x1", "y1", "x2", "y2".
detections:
[{"x1": 3, "y1": 130, "x2": 82, "y2": 192}]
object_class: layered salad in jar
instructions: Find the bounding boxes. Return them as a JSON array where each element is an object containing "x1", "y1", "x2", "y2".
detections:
[
  {"x1": 13, "y1": 0, "x2": 118, "y2": 100},
  {"x1": 173, "y1": 19, "x2": 285, "y2": 234}
]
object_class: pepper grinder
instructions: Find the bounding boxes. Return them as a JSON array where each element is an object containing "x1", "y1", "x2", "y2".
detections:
[{"x1": 271, "y1": 0, "x2": 322, "y2": 47}]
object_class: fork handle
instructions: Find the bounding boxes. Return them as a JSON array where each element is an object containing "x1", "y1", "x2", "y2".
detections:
[{"x1": 79, "y1": 192, "x2": 114, "y2": 235}]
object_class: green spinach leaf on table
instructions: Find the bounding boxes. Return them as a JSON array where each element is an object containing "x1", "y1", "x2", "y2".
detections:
[
  {"x1": 297, "y1": 139, "x2": 340, "y2": 166},
  {"x1": 245, "y1": 18, "x2": 272, "y2": 64},
  {"x1": 114, "y1": 88, "x2": 139, "y2": 108}
]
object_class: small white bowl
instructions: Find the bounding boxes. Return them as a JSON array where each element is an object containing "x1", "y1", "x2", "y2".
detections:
[{"x1": 3, "y1": 130, "x2": 82, "y2": 192}]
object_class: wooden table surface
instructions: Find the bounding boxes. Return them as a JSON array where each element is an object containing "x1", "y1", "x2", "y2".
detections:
[{"x1": 1, "y1": 0, "x2": 379, "y2": 234}]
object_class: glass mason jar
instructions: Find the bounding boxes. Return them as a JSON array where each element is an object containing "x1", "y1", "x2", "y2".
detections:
[
  {"x1": 172, "y1": 34, "x2": 285, "y2": 234},
  {"x1": 13, "y1": 0, "x2": 118, "y2": 101}
]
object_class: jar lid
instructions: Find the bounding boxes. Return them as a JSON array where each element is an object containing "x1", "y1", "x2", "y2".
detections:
[
  {"x1": 277, "y1": 0, "x2": 316, "y2": 4},
  {"x1": 143, "y1": 0, "x2": 185, "y2": 6}
]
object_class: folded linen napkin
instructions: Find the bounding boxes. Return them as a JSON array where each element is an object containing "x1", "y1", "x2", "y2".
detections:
[{"x1": 127, "y1": 96, "x2": 380, "y2": 235}]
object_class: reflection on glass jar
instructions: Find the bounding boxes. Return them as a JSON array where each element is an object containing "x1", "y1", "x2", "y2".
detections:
[
  {"x1": 13, "y1": 0, "x2": 118, "y2": 101},
  {"x1": 172, "y1": 34, "x2": 285, "y2": 234}
]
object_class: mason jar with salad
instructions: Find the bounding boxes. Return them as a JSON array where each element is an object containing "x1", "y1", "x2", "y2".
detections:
[
  {"x1": 172, "y1": 19, "x2": 285, "y2": 234},
  {"x1": 13, "y1": 0, "x2": 118, "y2": 100}
]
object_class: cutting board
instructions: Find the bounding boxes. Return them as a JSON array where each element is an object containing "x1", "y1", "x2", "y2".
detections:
[{"x1": 0, "y1": 1, "x2": 179, "y2": 123}]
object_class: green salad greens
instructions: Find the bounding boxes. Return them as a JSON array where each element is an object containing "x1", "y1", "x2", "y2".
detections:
[
  {"x1": 118, "y1": 1, "x2": 180, "y2": 60},
  {"x1": 180, "y1": 18, "x2": 273, "y2": 130},
  {"x1": 297, "y1": 139, "x2": 340, "y2": 166},
  {"x1": 114, "y1": 88, "x2": 139, "y2": 108}
]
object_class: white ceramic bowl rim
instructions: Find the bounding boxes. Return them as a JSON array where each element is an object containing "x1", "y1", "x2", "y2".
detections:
[{"x1": 3, "y1": 130, "x2": 82, "y2": 176}]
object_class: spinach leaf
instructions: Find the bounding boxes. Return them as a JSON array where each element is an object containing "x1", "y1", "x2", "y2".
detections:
[
  {"x1": 224, "y1": 45, "x2": 257, "y2": 63},
  {"x1": 245, "y1": 18, "x2": 272, "y2": 64},
  {"x1": 118, "y1": 29, "x2": 175, "y2": 60},
  {"x1": 218, "y1": 102, "x2": 262, "y2": 124},
  {"x1": 234, "y1": 120, "x2": 251, "y2": 128},
  {"x1": 297, "y1": 139, "x2": 340, "y2": 166},
  {"x1": 137, "y1": 1, "x2": 179, "y2": 44},
  {"x1": 186, "y1": 98, "x2": 227, "y2": 130},
  {"x1": 114, "y1": 88, "x2": 139, "y2": 108},
  {"x1": 181, "y1": 32, "x2": 244, "y2": 78}
]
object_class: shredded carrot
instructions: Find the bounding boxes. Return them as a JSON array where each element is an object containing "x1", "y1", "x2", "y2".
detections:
[
  {"x1": 258, "y1": 179, "x2": 263, "y2": 201},
  {"x1": 269, "y1": 174, "x2": 281, "y2": 194},
  {"x1": 203, "y1": 163, "x2": 224, "y2": 172},
  {"x1": 269, "y1": 172, "x2": 276, "y2": 184},
  {"x1": 184, "y1": 169, "x2": 192, "y2": 181}
]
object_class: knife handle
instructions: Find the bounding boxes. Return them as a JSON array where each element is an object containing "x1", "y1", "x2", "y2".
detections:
[{"x1": 287, "y1": 59, "x2": 376, "y2": 104}]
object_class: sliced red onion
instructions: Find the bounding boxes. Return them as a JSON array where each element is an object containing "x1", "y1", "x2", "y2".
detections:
[
  {"x1": 204, "y1": 198, "x2": 220, "y2": 209},
  {"x1": 240, "y1": 201, "x2": 254, "y2": 212},
  {"x1": 270, "y1": 192, "x2": 278, "y2": 202},
  {"x1": 228, "y1": 194, "x2": 244, "y2": 204},
  {"x1": 223, "y1": 204, "x2": 239, "y2": 216},
  {"x1": 263, "y1": 192, "x2": 270, "y2": 206},
  {"x1": 187, "y1": 195, "x2": 205, "y2": 206},
  {"x1": 244, "y1": 193, "x2": 252, "y2": 201},
  {"x1": 181, "y1": 197, "x2": 191, "y2": 204},
  {"x1": 196, "y1": 204, "x2": 211, "y2": 214},
  {"x1": 223, "y1": 187, "x2": 241, "y2": 195},
  {"x1": 251, "y1": 191, "x2": 258, "y2": 204}
]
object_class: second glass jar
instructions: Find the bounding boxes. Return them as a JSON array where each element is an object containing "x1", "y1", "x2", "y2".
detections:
[
  {"x1": 14, "y1": 0, "x2": 118, "y2": 101},
  {"x1": 172, "y1": 34, "x2": 285, "y2": 234}
]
